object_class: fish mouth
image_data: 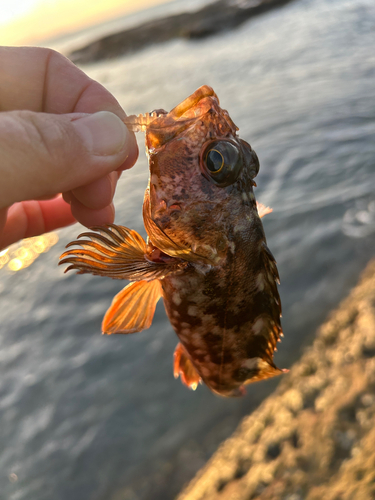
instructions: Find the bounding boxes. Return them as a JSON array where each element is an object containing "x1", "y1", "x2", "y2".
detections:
[
  {"x1": 168, "y1": 85, "x2": 219, "y2": 118},
  {"x1": 169, "y1": 85, "x2": 237, "y2": 130},
  {"x1": 146, "y1": 85, "x2": 237, "y2": 151}
]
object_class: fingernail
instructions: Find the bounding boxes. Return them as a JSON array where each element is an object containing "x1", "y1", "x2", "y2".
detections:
[{"x1": 73, "y1": 111, "x2": 129, "y2": 156}]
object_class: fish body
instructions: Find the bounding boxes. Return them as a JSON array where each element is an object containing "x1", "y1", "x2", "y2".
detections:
[{"x1": 60, "y1": 86, "x2": 285, "y2": 397}]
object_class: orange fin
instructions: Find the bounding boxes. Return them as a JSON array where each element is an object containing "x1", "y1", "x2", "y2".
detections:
[
  {"x1": 262, "y1": 242, "x2": 280, "y2": 285},
  {"x1": 102, "y1": 280, "x2": 162, "y2": 334},
  {"x1": 173, "y1": 343, "x2": 202, "y2": 390},
  {"x1": 243, "y1": 359, "x2": 288, "y2": 385},
  {"x1": 257, "y1": 202, "x2": 273, "y2": 218},
  {"x1": 59, "y1": 224, "x2": 181, "y2": 281},
  {"x1": 256, "y1": 242, "x2": 283, "y2": 363}
]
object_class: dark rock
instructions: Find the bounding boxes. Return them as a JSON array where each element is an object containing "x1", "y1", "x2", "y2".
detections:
[{"x1": 68, "y1": 0, "x2": 294, "y2": 64}]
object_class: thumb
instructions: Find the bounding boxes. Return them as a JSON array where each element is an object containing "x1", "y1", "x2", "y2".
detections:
[{"x1": 0, "y1": 110, "x2": 133, "y2": 209}]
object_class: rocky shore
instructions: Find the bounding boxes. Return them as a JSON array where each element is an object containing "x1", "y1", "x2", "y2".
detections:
[
  {"x1": 69, "y1": 0, "x2": 293, "y2": 64},
  {"x1": 176, "y1": 259, "x2": 375, "y2": 500}
]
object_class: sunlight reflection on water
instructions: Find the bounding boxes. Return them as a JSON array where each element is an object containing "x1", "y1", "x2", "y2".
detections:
[{"x1": 0, "y1": 233, "x2": 59, "y2": 273}]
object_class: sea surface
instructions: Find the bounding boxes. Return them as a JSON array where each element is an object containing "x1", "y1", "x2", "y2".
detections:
[{"x1": 1, "y1": 0, "x2": 375, "y2": 498}]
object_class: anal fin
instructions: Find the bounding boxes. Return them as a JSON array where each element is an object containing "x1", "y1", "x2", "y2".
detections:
[
  {"x1": 173, "y1": 343, "x2": 202, "y2": 390},
  {"x1": 102, "y1": 280, "x2": 162, "y2": 334}
]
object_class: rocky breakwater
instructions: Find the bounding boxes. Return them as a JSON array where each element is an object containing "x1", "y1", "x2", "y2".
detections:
[
  {"x1": 68, "y1": 0, "x2": 293, "y2": 64},
  {"x1": 177, "y1": 259, "x2": 375, "y2": 500}
]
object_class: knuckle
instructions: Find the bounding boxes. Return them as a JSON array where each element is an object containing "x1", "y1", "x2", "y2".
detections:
[
  {"x1": 38, "y1": 46, "x2": 67, "y2": 66},
  {"x1": 28, "y1": 112, "x2": 65, "y2": 160}
]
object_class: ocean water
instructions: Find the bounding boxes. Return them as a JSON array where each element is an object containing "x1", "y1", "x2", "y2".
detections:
[{"x1": 1, "y1": 0, "x2": 375, "y2": 498}]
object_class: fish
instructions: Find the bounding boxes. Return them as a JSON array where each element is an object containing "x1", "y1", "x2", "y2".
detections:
[{"x1": 59, "y1": 85, "x2": 287, "y2": 397}]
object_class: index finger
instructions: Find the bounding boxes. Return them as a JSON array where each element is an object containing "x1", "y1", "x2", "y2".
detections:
[{"x1": 0, "y1": 46, "x2": 126, "y2": 117}]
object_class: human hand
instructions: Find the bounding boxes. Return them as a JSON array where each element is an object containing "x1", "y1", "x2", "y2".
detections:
[{"x1": 0, "y1": 46, "x2": 138, "y2": 251}]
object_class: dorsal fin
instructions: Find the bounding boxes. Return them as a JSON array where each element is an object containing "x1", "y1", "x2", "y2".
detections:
[
  {"x1": 256, "y1": 202, "x2": 273, "y2": 219},
  {"x1": 256, "y1": 242, "x2": 283, "y2": 363}
]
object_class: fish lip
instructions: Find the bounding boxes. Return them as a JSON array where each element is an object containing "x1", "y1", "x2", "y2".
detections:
[
  {"x1": 168, "y1": 85, "x2": 219, "y2": 118},
  {"x1": 147, "y1": 86, "x2": 236, "y2": 150}
]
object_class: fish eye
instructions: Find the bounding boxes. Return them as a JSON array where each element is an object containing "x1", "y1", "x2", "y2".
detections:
[
  {"x1": 206, "y1": 149, "x2": 224, "y2": 173},
  {"x1": 200, "y1": 140, "x2": 243, "y2": 187}
]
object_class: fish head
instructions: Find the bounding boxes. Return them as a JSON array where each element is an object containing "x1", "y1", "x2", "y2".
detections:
[{"x1": 142, "y1": 85, "x2": 260, "y2": 264}]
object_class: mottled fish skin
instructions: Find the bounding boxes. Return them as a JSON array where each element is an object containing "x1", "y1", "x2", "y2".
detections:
[
  {"x1": 60, "y1": 85, "x2": 285, "y2": 397},
  {"x1": 143, "y1": 86, "x2": 283, "y2": 397},
  {"x1": 160, "y1": 217, "x2": 282, "y2": 397}
]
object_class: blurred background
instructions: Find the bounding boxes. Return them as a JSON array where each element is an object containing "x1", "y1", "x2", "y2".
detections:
[{"x1": 1, "y1": 0, "x2": 375, "y2": 499}]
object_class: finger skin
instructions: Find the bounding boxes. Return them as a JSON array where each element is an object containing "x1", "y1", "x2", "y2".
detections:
[
  {"x1": 71, "y1": 172, "x2": 119, "y2": 210},
  {"x1": 70, "y1": 199, "x2": 115, "y2": 228},
  {"x1": 0, "y1": 46, "x2": 125, "y2": 116},
  {"x1": 0, "y1": 194, "x2": 118, "y2": 251},
  {"x1": 0, "y1": 197, "x2": 76, "y2": 250}
]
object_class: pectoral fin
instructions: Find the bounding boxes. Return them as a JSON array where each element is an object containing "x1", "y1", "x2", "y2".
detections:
[
  {"x1": 59, "y1": 224, "x2": 184, "y2": 281},
  {"x1": 103, "y1": 280, "x2": 162, "y2": 334},
  {"x1": 173, "y1": 343, "x2": 202, "y2": 390}
]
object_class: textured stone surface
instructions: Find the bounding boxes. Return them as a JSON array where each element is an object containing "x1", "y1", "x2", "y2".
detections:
[{"x1": 177, "y1": 259, "x2": 375, "y2": 500}]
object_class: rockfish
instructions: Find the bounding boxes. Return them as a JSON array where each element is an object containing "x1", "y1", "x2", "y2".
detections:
[{"x1": 60, "y1": 85, "x2": 286, "y2": 397}]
